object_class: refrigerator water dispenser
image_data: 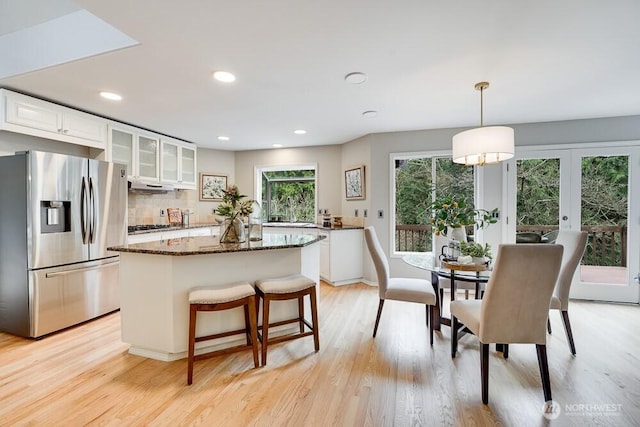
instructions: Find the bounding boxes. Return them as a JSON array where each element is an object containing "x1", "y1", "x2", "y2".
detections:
[{"x1": 40, "y1": 201, "x2": 71, "y2": 233}]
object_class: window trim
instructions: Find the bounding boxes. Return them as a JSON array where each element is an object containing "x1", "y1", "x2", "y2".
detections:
[
  {"x1": 390, "y1": 150, "x2": 476, "y2": 258},
  {"x1": 254, "y1": 163, "x2": 318, "y2": 222}
]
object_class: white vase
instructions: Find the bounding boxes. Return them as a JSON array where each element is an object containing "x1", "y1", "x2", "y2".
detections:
[{"x1": 449, "y1": 226, "x2": 468, "y2": 243}]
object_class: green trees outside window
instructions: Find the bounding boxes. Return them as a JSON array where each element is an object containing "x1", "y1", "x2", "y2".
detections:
[{"x1": 261, "y1": 169, "x2": 315, "y2": 223}]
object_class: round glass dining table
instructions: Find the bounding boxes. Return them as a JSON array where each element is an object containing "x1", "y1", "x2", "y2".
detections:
[{"x1": 402, "y1": 252, "x2": 491, "y2": 331}]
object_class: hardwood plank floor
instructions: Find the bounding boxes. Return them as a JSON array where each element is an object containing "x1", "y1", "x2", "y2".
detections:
[{"x1": 1, "y1": 282, "x2": 639, "y2": 426}]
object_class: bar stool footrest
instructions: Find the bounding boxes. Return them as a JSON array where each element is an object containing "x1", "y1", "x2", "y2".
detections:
[{"x1": 196, "y1": 327, "x2": 253, "y2": 343}]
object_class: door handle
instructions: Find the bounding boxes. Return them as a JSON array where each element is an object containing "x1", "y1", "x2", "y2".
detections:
[
  {"x1": 45, "y1": 260, "x2": 119, "y2": 278},
  {"x1": 80, "y1": 177, "x2": 89, "y2": 244},
  {"x1": 89, "y1": 177, "x2": 96, "y2": 243}
]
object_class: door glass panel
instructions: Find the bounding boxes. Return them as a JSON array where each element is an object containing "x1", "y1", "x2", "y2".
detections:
[
  {"x1": 138, "y1": 136, "x2": 158, "y2": 179},
  {"x1": 516, "y1": 158, "x2": 560, "y2": 241},
  {"x1": 579, "y1": 155, "x2": 628, "y2": 285},
  {"x1": 181, "y1": 148, "x2": 195, "y2": 183},
  {"x1": 111, "y1": 130, "x2": 134, "y2": 173},
  {"x1": 162, "y1": 143, "x2": 178, "y2": 181}
]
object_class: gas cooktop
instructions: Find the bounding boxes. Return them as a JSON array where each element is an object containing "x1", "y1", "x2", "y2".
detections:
[{"x1": 127, "y1": 224, "x2": 172, "y2": 233}]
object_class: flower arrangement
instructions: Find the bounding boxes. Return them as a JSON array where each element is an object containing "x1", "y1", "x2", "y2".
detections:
[
  {"x1": 215, "y1": 185, "x2": 254, "y2": 218},
  {"x1": 429, "y1": 194, "x2": 498, "y2": 236},
  {"x1": 215, "y1": 185, "x2": 254, "y2": 242}
]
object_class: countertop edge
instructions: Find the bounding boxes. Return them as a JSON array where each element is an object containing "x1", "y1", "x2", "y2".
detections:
[{"x1": 110, "y1": 234, "x2": 325, "y2": 256}]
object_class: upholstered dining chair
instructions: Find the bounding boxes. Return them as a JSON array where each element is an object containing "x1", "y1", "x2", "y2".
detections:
[
  {"x1": 450, "y1": 244, "x2": 563, "y2": 404},
  {"x1": 548, "y1": 230, "x2": 588, "y2": 355},
  {"x1": 364, "y1": 226, "x2": 437, "y2": 345}
]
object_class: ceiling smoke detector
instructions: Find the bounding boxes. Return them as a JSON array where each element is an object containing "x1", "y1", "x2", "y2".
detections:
[{"x1": 345, "y1": 72, "x2": 367, "y2": 84}]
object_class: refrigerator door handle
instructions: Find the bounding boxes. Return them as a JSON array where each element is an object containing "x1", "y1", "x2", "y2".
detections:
[
  {"x1": 80, "y1": 177, "x2": 89, "y2": 244},
  {"x1": 44, "y1": 259, "x2": 120, "y2": 278},
  {"x1": 89, "y1": 177, "x2": 96, "y2": 243}
]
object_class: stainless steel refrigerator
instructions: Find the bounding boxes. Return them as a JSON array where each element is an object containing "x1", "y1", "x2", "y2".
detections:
[{"x1": 0, "y1": 151, "x2": 127, "y2": 338}]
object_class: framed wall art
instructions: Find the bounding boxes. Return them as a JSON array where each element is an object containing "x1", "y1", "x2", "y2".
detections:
[
  {"x1": 199, "y1": 173, "x2": 227, "y2": 201},
  {"x1": 345, "y1": 165, "x2": 365, "y2": 200}
]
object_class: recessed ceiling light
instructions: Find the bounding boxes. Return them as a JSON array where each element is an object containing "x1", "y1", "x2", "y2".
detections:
[
  {"x1": 294, "y1": 129, "x2": 307, "y2": 135},
  {"x1": 345, "y1": 72, "x2": 367, "y2": 84},
  {"x1": 213, "y1": 70, "x2": 236, "y2": 83},
  {"x1": 272, "y1": 144, "x2": 283, "y2": 148},
  {"x1": 362, "y1": 110, "x2": 378, "y2": 118},
  {"x1": 217, "y1": 136, "x2": 230, "y2": 141},
  {"x1": 100, "y1": 91, "x2": 122, "y2": 101}
]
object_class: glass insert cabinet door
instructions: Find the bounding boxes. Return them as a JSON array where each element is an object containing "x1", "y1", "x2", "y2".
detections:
[
  {"x1": 513, "y1": 146, "x2": 639, "y2": 303},
  {"x1": 137, "y1": 135, "x2": 159, "y2": 181},
  {"x1": 160, "y1": 141, "x2": 179, "y2": 183},
  {"x1": 111, "y1": 129, "x2": 134, "y2": 176},
  {"x1": 180, "y1": 146, "x2": 196, "y2": 185}
]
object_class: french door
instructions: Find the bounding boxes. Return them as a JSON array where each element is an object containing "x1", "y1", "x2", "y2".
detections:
[{"x1": 509, "y1": 145, "x2": 639, "y2": 303}]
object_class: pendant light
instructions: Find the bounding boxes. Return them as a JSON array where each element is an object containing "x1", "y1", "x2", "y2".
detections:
[{"x1": 452, "y1": 82, "x2": 514, "y2": 166}]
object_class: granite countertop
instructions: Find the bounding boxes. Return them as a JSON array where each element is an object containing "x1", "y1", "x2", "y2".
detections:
[
  {"x1": 127, "y1": 222, "x2": 218, "y2": 235},
  {"x1": 127, "y1": 222, "x2": 363, "y2": 235},
  {"x1": 263, "y1": 222, "x2": 363, "y2": 231},
  {"x1": 109, "y1": 232, "x2": 325, "y2": 256}
]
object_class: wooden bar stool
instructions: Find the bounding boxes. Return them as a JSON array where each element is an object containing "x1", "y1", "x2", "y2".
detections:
[
  {"x1": 187, "y1": 282, "x2": 259, "y2": 385},
  {"x1": 255, "y1": 274, "x2": 319, "y2": 365}
]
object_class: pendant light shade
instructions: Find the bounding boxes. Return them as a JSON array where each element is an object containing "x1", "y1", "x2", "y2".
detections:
[{"x1": 452, "y1": 82, "x2": 514, "y2": 166}]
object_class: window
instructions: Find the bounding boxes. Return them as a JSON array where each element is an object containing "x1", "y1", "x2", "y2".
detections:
[
  {"x1": 393, "y1": 154, "x2": 474, "y2": 254},
  {"x1": 256, "y1": 165, "x2": 316, "y2": 223}
]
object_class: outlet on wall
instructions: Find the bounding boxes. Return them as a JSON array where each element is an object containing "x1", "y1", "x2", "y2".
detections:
[
  {"x1": 160, "y1": 209, "x2": 165, "y2": 217},
  {"x1": 354, "y1": 209, "x2": 358, "y2": 217},
  {"x1": 364, "y1": 209, "x2": 368, "y2": 218},
  {"x1": 378, "y1": 210, "x2": 383, "y2": 218}
]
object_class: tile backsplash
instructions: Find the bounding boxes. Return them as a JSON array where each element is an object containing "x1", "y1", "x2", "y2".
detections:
[{"x1": 128, "y1": 190, "x2": 199, "y2": 225}]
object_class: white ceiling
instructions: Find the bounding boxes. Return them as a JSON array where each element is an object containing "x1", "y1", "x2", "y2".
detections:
[{"x1": 1, "y1": 0, "x2": 639, "y2": 151}]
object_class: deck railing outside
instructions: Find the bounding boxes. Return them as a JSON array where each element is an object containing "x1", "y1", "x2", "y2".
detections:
[{"x1": 395, "y1": 224, "x2": 627, "y2": 267}]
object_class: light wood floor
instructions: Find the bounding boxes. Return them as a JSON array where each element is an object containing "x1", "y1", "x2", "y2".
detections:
[{"x1": 1, "y1": 282, "x2": 639, "y2": 426}]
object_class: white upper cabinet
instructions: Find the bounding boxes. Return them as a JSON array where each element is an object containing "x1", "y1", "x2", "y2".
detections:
[
  {"x1": 160, "y1": 138, "x2": 197, "y2": 189},
  {"x1": 1, "y1": 89, "x2": 107, "y2": 148},
  {"x1": 109, "y1": 125, "x2": 160, "y2": 183},
  {"x1": 109, "y1": 126, "x2": 196, "y2": 187},
  {"x1": 110, "y1": 128, "x2": 135, "y2": 174},
  {"x1": 137, "y1": 134, "x2": 160, "y2": 182},
  {"x1": 160, "y1": 139, "x2": 179, "y2": 183},
  {"x1": 179, "y1": 143, "x2": 197, "y2": 188}
]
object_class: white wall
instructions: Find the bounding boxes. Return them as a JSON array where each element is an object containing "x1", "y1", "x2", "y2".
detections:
[
  {"x1": 340, "y1": 137, "x2": 371, "y2": 226},
  {"x1": 234, "y1": 145, "x2": 343, "y2": 221},
  {"x1": 192, "y1": 148, "x2": 236, "y2": 221}
]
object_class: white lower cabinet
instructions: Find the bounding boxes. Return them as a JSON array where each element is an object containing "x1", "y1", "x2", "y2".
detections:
[{"x1": 318, "y1": 229, "x2": 363, "y2": 286}]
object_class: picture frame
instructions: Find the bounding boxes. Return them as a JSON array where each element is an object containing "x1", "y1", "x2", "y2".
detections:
[
  {"x1": 345, "y1": 165, "x2": 365, "y2": 200},
  {"x1": 199, "y1": 173, "x2": 227, "y2": 201}
]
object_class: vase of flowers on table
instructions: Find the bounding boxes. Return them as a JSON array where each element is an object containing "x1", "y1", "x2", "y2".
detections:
[
  {"x1": 215, "y1": 185, "x2": 254, "y2": 243},
  {"x1": 428, "y1": 195, "x2": 498, "y2": 238}
]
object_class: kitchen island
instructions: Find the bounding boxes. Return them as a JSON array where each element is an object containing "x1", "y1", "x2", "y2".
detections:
[{"x1": 108, "y1": 233, "x2": 323, "y2": 361}]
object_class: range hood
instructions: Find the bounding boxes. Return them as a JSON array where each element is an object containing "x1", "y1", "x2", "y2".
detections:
[{"x1": 128, "y1": 181, "x2": 175, "y2": 193}]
